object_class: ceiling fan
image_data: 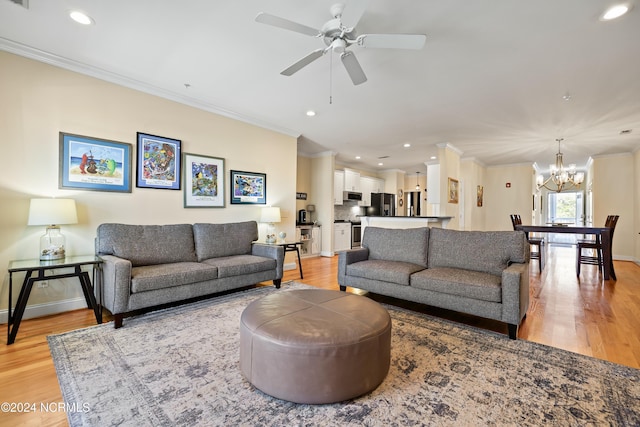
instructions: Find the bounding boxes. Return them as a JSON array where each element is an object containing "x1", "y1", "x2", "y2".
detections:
[{"x1": 255, "y1": 2, "x2": 426, "y2": 85}]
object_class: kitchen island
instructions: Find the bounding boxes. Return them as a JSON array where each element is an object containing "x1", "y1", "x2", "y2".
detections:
[{"x1": 360, "y1": 216, "x2": 452, "y2": 231}]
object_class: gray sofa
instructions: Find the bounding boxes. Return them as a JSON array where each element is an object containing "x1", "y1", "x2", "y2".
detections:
[
  {"x1": 96, "y1": 221, "x2": 284, "y2": 327},
  {"x1": 338, "y1": 226, "x2": 530, "y2": 339}
]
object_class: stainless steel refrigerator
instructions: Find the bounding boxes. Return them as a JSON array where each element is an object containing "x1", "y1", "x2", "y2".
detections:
[{"x1": 367, "y1": 193, "x2": 396, "y2": 216}]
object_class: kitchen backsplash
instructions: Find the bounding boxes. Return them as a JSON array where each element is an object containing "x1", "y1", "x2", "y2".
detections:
[{"x1": 335, "y1": 202, "x2": 364, "y2": 222}]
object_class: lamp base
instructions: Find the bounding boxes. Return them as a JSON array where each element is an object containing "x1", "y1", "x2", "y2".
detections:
[{"x1": 40, "y1": 226, "x2": 66, "y2": 261}]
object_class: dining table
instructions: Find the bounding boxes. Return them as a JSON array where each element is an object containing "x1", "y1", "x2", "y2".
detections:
[{"x1": 514, "y1": 224, "x2": 616, "y2": 280}]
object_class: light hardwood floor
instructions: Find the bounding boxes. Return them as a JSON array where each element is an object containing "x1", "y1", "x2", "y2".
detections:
[{"x1": 1, "y1": 245, "x2": 638, "y2": 426}]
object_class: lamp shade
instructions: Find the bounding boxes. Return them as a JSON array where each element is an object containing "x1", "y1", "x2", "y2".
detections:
[
  {"x1": 260, "y1": 206, "x2": 281, "y2": 224},
  {"x1": 28, "y1": 198, "x2": 78, "y2": 226}
]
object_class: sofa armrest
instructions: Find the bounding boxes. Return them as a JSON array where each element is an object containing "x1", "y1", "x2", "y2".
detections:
[
  {"x1": 500, "y1": 262, "x2": 530, "y2": 325},
  {"x1": 338, "y1": 248, "x2": 370, "y2": 287},
  {"x1": 99, "y1": 254, "x2": 133, "y2": 315},
  {"x1": 251, "y1": 243, "x2": 284, "y2": 280}
]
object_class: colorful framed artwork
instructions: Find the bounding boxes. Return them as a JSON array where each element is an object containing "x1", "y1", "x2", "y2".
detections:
[
  {"x1": 136, "y1": 132, "x2": 181, "y2": 190},
  {"x1": 59, "y1": 132, "x2": 132, "y2": 192},
  {"x1": 448, "y1": 178, "x2": 459, "y2": 204},
  {"x1": 230, "y1": 170, "x2": 266, "y2": 204},
  {"x1": 183, "y1": 153, "x2": 225, "y2": 208}
]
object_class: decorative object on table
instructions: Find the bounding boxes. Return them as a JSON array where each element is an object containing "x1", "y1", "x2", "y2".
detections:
[
  {"x1": 448, "y1": 177, "x2": 459, "y2": 204},
  {"x1": 59, "y1": 132, "x2": 132, "y2": 193},
  {"x1": 136, "y1": 132, "x2": 181, "y2": 190},
  {"x1": 306, "y1": 204, "x2": 315, "y2": 223},
  {"x1": 230, "y1": 170, "x2": 266, "y2": 204},
  {"x1": 278, "y1": 231, "x2": 287, "y2": 243},
  {"x1": 536, "y1": 138, "x2": 585, "y2": 192},
  {"x1": 47, "y1": 283, "x2": 640, "y2": 427},
  {"x1": 27, "y1": 198, "x2": 78, "y2": 260},
  {"x1": 260, "y1": 206, "x2": 281, "y2": 243},
  {"x1": 183, "y1": 153, "x2": 225, "y2": 208},
  {"x1": 477, "y1": 185, "x2": 483, "y2": 207}
]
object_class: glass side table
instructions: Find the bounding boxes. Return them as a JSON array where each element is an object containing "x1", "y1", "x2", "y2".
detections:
[{"x1": 6, "y1": 255, "x2": 103, "y2": 345}]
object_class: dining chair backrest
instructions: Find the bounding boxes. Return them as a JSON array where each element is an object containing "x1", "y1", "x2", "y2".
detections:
[
  {"x1": 605, "y1": 215, "x2": 620, "y2": 241},
  {"x1": 509, "y1": 214, "x2": 522, "y2": 230}
]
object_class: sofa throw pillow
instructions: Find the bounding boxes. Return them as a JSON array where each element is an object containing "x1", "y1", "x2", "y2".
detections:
[
  {"x1": 97, "y1": 224, "x2": 197, "y2": 267},
  {"x1": 428, "y1": 228, "x2": 526, "y2": 276},
  {"x1": 193, "y1": 221, "x2": 258, "y2": 261},
  {"x1": 363, "y1": 227, "x2": 429, "y2": 267}
]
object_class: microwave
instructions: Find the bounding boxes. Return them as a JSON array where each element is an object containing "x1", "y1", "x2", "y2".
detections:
[{"x1": 343, "y1": 191, "x2": 363, "y2": 201}]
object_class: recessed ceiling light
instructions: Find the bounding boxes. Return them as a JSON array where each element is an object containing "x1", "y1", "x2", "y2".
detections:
[
  {"x1": 377, "y1": 162, "x2": 383, "y2": 166},
  {"x1": 403, "y1": 143, "x2": 411, "y2": 148},
  {"x1": 69, "y1": 10, "x2": 94, "y2": 25},
  {"x1": 601, "y1": 4, "x2": 630, "y2": 20},
  {"x1": 355, "y1": 156, "x2": 361, "y2": 160},
  {"x1": 430, "y1": 156, "x2": 437, "y2": 160},
  {"x1": 306, "y1": 110, "x2": 316, "y2": 117}
]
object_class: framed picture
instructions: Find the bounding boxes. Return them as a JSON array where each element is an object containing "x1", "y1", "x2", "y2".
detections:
[
  {"x1": 477, "y1": 185, "x2": 484, "y2": 207},
  {"x1": 448, "y1": 178, "x2": 459, "y2": 204},
  {"x1": 230, "y1": 170, "x2": 266, "y2": 205},
  {"x1": 136, "y1": 132, "x2": 181, "y2": 190},
  {"x1": 59, "y1": 132, "x2": 132, "y2": 193},
  {"x1": 183, "y1": 153, "x2": 225, "y2": 208}
]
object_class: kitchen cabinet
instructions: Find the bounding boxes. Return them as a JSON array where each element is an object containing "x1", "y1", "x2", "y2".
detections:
[
  {"x1": 343, "y1": 168, "x2": 361, "y2": 192},
  {"x1": 334, "y1": 170, "x2": 344, "y2": 205},
  {"x1": 359, "y1": 176, "x2": 385, "y2": 207},
  {"x1": 296, "y1": 225, "x2": 321, "y2": 257},
  {"x1": 334, "y1": 223, "x2": 351, "y2": 252}
]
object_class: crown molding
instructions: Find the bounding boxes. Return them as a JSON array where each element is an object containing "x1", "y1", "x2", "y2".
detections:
[
  {"x1": 436, "y1": 142, "x2": 464, "y2": 156},
  {"x1": 0, "y1": 38, "x2": 301, "y2": 139}
]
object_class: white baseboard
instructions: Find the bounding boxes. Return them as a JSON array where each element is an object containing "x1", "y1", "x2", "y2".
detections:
[{"x1": 0, "y1": 297, "x2": 88, "y2": 324}]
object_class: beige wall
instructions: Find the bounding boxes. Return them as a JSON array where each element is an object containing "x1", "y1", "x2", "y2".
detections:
[
  {"x1": 0, "y1": 52, "x2": 297, "y2": 315},
  {"x1": 484, "y1": 164, "x2": 533, "y2": 231},
  {"x1": 591, "y1": 154, "x2": 635, "y2": 260},
  {"x1": 311, "y1": 153, "x2": 335, "y2": 255},
  {"x1": 460, "y1": 159, "x2": 486, "y2": 231}
]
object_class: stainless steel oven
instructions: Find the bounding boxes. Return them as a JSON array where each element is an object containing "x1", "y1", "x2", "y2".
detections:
[{"x1": 351, "y1": 223, "x2": 362, "y2": 248}]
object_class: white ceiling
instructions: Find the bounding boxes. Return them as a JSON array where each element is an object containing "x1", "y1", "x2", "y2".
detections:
[{"x1": 1, "y1": 0, "x2": 639, "y2": 175}]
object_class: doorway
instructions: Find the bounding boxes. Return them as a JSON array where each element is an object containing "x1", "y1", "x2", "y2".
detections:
[
  {"x1": 406, "y1": 191, "x2": 421, "y2": 217},
  {"x1": 546, "y1": 191, "x2": 584, "y2": 244}
]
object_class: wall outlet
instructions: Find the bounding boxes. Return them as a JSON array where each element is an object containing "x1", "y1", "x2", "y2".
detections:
[{"x1": 38, "y1": 280, "x2": 49, "y2": 288}]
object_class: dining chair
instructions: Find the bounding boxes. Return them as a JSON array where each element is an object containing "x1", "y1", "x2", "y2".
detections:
[
  {"x1": 576, "y1": 215, "x2": 619, "y2": 277},
  {"x1": 510, "y1": 214, "x2": 545, "y2": 273}
]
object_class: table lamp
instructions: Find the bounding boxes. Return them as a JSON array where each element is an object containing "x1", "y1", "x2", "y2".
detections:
[
  {"x1": 27, "y1": 198, "x2": 78, "y2": 260},
  {"x1": 260, "y1": 206, "x2": 281, "y2": 244}
]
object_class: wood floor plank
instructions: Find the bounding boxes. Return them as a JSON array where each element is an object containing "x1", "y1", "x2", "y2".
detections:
[{"x1": 0, "y1": 245, "x2": 638, "y2": 426}]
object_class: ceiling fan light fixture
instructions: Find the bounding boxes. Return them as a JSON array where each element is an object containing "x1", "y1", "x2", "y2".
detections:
[
  {"x1": 69, "y1": 10, "x2": 94, "y2": 25},
  {"x1": 601, "y1": 4, "x2": 630, "y2": 20}
]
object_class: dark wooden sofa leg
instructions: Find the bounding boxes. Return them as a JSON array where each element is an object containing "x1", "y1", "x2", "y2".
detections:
[
  {"x1": 339, "y1": 285, "x2": 346, "y2": 291},
  {"x1": 273, "y1": 279, "x2": 281, "y2": 289},
  {"x1": 114, "y1": 314, "x2": 123, "y2": 329},
  {"x1": 507, "y1": 324, "x2": 518, "y2": 340}
]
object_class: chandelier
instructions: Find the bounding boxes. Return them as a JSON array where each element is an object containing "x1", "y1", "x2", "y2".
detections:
[
  {"x1": 536, "y1": 138, "x2": 584, "y2": 192},
  {"x1": 415, "y1": 172, "x2": 421, "y2": 191}
]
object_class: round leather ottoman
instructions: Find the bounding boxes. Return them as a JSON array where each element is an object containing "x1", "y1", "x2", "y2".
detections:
[{"x1": 239, "y1": 289, "x2": 391, "y2": 404}]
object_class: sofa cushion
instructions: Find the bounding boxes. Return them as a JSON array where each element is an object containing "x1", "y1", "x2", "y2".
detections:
[
  {"x1": 97, "y1": 224, "x2": 197, "y2": 267},
  {"x1": 202, "y1": 254, "x2": 277, "y2": 278},
  {"x1": 347, "y1": 259, "x2": 426, "y2": 286},
  {"x1": 428, "y1": 228, "x2": 526, "y2": 276},
  {"x1": 411, "y1": 267, "x2": 502, "y2": 303},
  {"x1": 131, "y1": 262, "x2": 218, "y2": 293},
  {"x1": 193, "y1": 222, "x2": 259, "y2": 262},
  {"x1": 362, "y1": 227, "x2": 429, "y2": 267}
]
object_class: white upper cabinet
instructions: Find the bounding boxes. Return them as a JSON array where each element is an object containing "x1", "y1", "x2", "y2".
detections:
[
  {"x1": 334, "y1": 170, "x2": 344, "y2": 205},
  {"x1": 343, "y1": 169, "x2": 361, "y2": 192}
]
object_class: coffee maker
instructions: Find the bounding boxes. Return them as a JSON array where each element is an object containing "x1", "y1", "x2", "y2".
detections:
[{"x1": 298, "y1": 209, "x2": 307, "y2": 224}]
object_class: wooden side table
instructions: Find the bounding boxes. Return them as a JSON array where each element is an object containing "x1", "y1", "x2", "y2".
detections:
[{"x1": 6, "y1": 255, "x2": 103, "y2": 345}]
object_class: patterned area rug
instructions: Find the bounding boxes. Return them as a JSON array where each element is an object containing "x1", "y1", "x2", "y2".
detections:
[{"x1": 48, "y1": 283, "x2": 639, "y2": 426}]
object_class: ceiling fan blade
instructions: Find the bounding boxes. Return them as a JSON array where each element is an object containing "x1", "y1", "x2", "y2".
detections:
[
  {"x1": 356, "y1": 34, "x2": 427, "y2": 50},
  {"x1": 255, "y1": 12, "x2": 320, "y2": 37},
  {"x1": 340, "y1": 0, "x2": 368, "y2": 29},
  {"x1": 341, "y1": 51, "x2": 367, "y2": 85},
  {"x1": 281, "y1": 48, "x2": 326, "y2": 76}
]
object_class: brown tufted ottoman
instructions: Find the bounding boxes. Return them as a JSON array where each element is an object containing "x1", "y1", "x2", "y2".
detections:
[{"x1": 239, "y1": 289, "x2": 391, "y2": 404}]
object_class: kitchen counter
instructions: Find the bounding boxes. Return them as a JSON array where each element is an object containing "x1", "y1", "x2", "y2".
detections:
[{"x1": 360, "y1": 216, "x2": 452, "y2": 230}]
